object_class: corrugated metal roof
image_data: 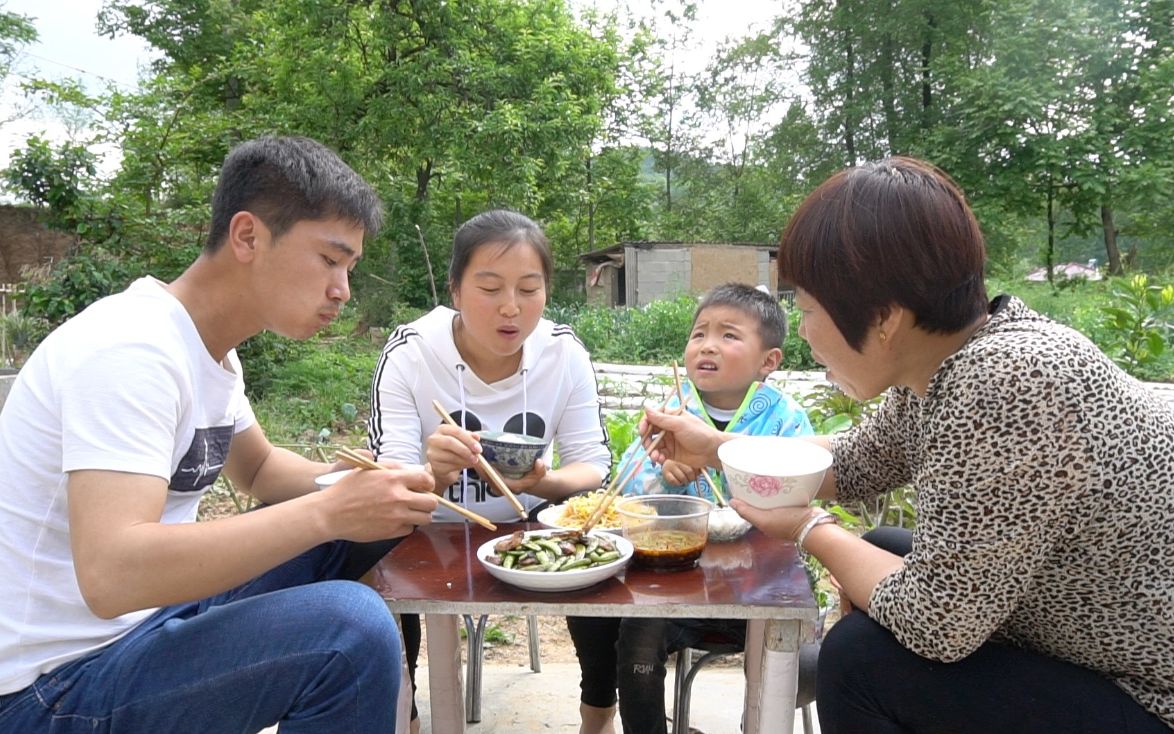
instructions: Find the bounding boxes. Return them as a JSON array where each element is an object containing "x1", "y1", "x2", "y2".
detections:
[{"x1": 578, "y1": 240, "x2": 776, "y2": 262}]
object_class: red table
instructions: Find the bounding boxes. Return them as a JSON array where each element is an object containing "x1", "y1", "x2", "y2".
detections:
[{"x1": 370, "y1": 522, "x2": 818, "y2": 733}]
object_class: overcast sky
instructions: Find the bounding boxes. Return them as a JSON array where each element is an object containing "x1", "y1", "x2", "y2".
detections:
[{"x1": 0, "y1": 0, "x2": 786, "y2": 195}]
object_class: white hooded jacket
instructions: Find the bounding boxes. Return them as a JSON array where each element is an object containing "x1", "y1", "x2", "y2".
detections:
[{"x1": 368, "y1": 306, "x2": 610, "y2": 522}]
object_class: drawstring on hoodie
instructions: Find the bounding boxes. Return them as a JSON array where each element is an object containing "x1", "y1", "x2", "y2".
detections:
[
  {"x1": 521, "y1": 368, "x2": 529, "y2": 436},
  {"x1": 456, "y1": 363, "x2": 469, "y2": 508}
]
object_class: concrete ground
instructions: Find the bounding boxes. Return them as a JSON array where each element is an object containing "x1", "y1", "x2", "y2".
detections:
[
  {"x1": 265, "y1": 661, "x2": 819, "y2": 733},
  {"x1": 414, "y1": 661, "x2": 820, "y2": 734}
]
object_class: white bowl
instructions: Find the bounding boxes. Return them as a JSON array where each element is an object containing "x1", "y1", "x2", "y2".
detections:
[
  {"x1": 314, "y1": 469, "x2": 353, "y2": 490},
  {"x1": 536, "y1": 504, "x2": 621, "y2": 533},
  {"x1": 477, "y1": 528, "x2": 632, "y2": 592},
  {"x1": 315, "y1": 463, "x2": 425, "y2": 490},
  {"x1": 717, "y1": 436, "x2": 832, "y2": 509},
  {"x1": 707, "y1": 506, "x2": 753, "y2": 542}
]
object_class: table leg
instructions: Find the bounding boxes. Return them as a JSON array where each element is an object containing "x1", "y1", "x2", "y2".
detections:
[
  {"x1": 424, "y1": 613, "x2": 466, "y2": 734},
  {"x1": 743, "y1": 618, "x2": 800, "y2": 734}
]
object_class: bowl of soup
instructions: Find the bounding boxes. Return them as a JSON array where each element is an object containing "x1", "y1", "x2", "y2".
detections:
[
  {"x1": 615, "y1": 494, "x2": 713, "y2": 571},
  {"x1": 479, "y1": 431, "x2": 549, "y2": 479},
  {"x1": 718, "y1": 436, "x2": 832, "y2": 509}
]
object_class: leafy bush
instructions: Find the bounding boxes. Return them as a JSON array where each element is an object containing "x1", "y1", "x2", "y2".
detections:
[
  {"x1": 237, "y1": 331, "x2": 312, "y2": 402},
  {"x1": 0, "y1": 311, "x2": 51, "y2": 366},
  {"x1": 621, "y1": 296, "x2": 696, "y2": 362},
  {"x1": 1099, "y1": 275, "x2": 1174, "y2": 380},
  {"x1": 782, "y1": 308, "x2": 818, "y2": 371},
  {"x1": 604, "y1": 410, "x2": 641, "y2": 465},
  {"x1": 19, "y1": 248, "x2": 138, "y2": 326}
]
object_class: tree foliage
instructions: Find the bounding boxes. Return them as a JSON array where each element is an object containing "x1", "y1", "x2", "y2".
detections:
[{"x1": 0, "y1": 0, "x2": 1170, "y2": 330}]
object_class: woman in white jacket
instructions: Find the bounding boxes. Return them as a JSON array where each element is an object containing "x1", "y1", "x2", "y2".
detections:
[{"x1": 368, "y1": 209, "x2": 612, "y2": 732}]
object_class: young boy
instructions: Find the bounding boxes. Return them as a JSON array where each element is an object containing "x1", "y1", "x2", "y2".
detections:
[
  {"x1": 0, "y1": 136, "x2": 438, "y2": 732},
  {"x1": 568, "y1": 283, "x2": 813, "y2": 734}
]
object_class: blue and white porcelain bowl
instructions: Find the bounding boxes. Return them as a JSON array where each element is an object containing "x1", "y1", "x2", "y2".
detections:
[{"x1": 479, "y1": 431, "x2": 548, "y2": 479}]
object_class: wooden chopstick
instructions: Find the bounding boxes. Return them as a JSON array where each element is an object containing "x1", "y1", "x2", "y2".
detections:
[
  {"x1": 671, "y1": 364, "x2": 723, "y2": 507},
  {"x1": 580, "y1": 388, "x2": 693, "y2": 534},
  {"x1": 698, "y1": 468, "x2": 727, "y2": 507},
  {"x1": 333, "y1": 447, "x2": 498, "y2": 531},
  {"x1": 671, "y1": 360, "x2": 685, "y2": 405},
  {"x1": 430, "y1": 400, "x2": 529, "y2": 520}
]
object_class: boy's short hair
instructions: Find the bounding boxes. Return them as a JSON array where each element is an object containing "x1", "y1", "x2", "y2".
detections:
[
  {"x1": 205, "y1": 136, "x2": 384, "y2": 253},
  {"x1": 693, "y1": 283, "x2": 787, "y2": 349}
]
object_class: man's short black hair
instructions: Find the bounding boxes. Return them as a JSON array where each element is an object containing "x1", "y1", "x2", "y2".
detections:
[{"x1": 205, "y1": 136, "x2": 383, "y2": 252}]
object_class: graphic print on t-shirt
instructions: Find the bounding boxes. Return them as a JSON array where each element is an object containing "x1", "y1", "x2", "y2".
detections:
[
  {"x1": 169, "y1": 425, "x2": 234, "y2": 492},
  {"x1": 446, "y1": 410, "x2": 546, "y2": 504}
]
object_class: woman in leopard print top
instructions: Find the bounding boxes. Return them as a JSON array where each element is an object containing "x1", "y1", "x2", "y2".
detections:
[{"x1": 642, "y1": 158, "x2": 1173, "y2": 732}]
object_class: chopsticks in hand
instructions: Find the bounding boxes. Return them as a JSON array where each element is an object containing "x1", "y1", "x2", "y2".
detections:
[
  {"x1": 333, "y1": 446, "x2": 498, "y2": 531},
  {"x1": 430, "y1": 400, "x2": 529, "y2": 520},
  {"x1": 581, "y1": 363, "x2": 692, "y2": 534}
]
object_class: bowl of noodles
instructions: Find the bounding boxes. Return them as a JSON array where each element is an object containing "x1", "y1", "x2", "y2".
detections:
[
  {"x1": 615, "y1": 494, "x2": 714, "y2": 571},
  {"x1": 537, "y1": 489, "x2": 623, "y2": 532}
]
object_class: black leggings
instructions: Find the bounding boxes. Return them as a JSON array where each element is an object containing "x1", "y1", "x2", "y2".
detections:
[
  {"x1": 819, "y1": 528, "x2": 1170, "y2": 734},
  {"x1": 567, "y1": 614, "x2": 745, "y2": 734}
]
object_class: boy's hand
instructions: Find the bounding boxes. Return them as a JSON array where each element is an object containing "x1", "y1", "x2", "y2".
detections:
[{"x1": 661, "y1": 459, "x2": 698, "y2": 486}]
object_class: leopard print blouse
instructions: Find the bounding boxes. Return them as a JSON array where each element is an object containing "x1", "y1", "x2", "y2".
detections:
[{"x1": 832, "y1": 296, "x2": 1174, "y2": 726}]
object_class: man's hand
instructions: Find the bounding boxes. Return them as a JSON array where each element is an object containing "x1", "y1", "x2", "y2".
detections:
[
  {"x1": 323, "y1": 465, "x2": 438, "y2": 541},
  {"x1": 661, "y1": 459, "x2": 698, "y2": 486}
]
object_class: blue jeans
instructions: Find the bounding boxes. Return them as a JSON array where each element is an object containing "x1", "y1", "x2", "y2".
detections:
[{"x1": 0, "y1": 541, "x2": 401, "y2": 733}]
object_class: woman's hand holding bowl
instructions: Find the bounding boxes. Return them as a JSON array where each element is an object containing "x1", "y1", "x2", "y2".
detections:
[{"x1": 730, "y1": 498, "x2": 825, "y2": 544}]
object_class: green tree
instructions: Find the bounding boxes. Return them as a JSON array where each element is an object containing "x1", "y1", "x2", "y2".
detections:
[
  {"x1": 1, "y1": 5, "x2": 37, "y2": 126},
  {"x1": 2, "y1": 135, "x2": 97, "y2": 228},
  {"x1": 98, "y1": 0, "x2": 621, "y2": 314}
]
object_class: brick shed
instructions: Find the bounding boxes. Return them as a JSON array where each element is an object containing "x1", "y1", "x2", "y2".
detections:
[
  {"x1": 0, "y1": 205, "x2": 76, "y2": 282},
  {"x1": 579, "y1": 241, "x2": 778, "y2": 307}
]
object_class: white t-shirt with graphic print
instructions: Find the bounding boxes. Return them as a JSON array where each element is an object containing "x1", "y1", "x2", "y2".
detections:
[{"x1": 0, "y1": 277, "x2": 255, "y2": 695}]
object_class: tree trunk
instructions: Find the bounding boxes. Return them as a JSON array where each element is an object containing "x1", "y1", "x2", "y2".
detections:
[
  {"x1": 880, "y1": 31, "x2": 898, "y2": 154},
  {"x1": 586, "y1": 154, "x2": 596, "y2": 252},
  {"x1": 415, "y1": 159, "x2": 433, "y2": 203},
  {"x1": 921, "y1": 11, "x2": 935, "y2": 128},
  {"x1": 1102, "y1": 204, "x2": 1123, "y2": 275},
  {"x1": 1046, "y1": 183, "x2": 1056, "y2": 287},
  {"x1": 665, "y1": 68, "x2": 675, "y2": 216},
  {"x1": 843, "y1": 34, "x2": 857, "y2": 165}
]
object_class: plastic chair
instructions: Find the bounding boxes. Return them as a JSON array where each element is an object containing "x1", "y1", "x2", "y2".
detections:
[
  {"x1": 671, "y1": 639, "x2": 819, "y2": 734},
  {"x1": 462, "y1": 614, "x2": 542, "y2": 723}
]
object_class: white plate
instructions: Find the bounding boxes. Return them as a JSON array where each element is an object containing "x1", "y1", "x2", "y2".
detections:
[
  {"x1": 314, "y1": 469, "x2": 353, "y2": 490},
  {"x1": 536, "y1": 504, "x2": 621, "y2": 533},
  {"x1": 477, "y1": 528, "x2": 632, "y2": 592}
]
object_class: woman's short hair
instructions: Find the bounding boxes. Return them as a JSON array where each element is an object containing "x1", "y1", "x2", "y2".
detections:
[
  {"x1": 778, "y1": 156, "x2": 988, "y2": 350},
  {"x1": 448, "y1": 209, "x2": 553, "y2": 292}
]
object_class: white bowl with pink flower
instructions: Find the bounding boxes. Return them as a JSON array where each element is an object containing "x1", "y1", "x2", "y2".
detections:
[{"x1": 717, "y1": 437, "x2": 833, "y2": 509}]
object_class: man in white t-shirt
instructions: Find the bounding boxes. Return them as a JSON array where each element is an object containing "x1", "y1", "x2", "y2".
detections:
[{"x1": 0, "y1": 136, "x2": 438, "y2": 732}]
